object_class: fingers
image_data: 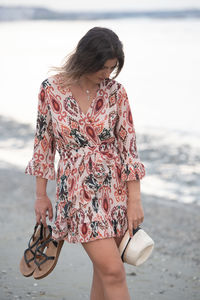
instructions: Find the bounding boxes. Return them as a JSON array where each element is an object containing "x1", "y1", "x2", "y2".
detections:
[
  {"x1": 35, "y1": 210, "x2": 41, "y2": 226},
  {"x1": 127, "y1": 200, "x2": 144, "y2": 238},
  {"x1": 34, "y1": 196, "x2": 53, "y2": 227},
  {"x1": 48, "y1": 204, "x2": 53, "y2": 222},
  {"x1": 128, "y1": 216, "x2": 144, "y2": 237},
  {"x1": 34, "y1": 208, "x2": 49, "y2": 228},
  {"x1": 137, "y1": 215, "x2": 144, "y2": 228},
  {"x1": 128, "y1": 223, "x2": 133, "y2": 238},
  {"x1": 41, "y1": 213, "x2": 47, "y2": 228}
]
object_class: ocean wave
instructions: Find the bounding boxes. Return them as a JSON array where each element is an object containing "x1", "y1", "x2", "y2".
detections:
[
  {"x1": 1, "y1": 6, "x2": 200, "y2": 22},
  {"x1": 138, "y1": 128, "x2": 200, "y2": 205}
]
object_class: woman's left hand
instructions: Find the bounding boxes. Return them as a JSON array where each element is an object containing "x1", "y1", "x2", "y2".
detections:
[{"x1": 127, "y1": 198, "x2": 144, "y2": 237}]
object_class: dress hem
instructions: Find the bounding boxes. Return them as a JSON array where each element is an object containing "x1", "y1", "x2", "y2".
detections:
[{"x1": 52, "y1": 229, "x2": 128, "y2": 244}]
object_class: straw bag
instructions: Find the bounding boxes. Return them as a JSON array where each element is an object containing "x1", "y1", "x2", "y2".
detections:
[{"x1": 119, "y1": 226, "x2": 154, "y2": 266}]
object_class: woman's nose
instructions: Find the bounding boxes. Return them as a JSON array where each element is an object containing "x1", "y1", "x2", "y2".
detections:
[{"x1": 103, "y1": 69, "x2": 111, "y2": 79}]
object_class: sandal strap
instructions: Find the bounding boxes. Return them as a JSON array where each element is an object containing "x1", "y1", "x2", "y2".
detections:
[
  {"x1": 24, "y1": 224, "x2": 40, "y2": 265},
  {"x1": 34, "y1": 237, "x2": 58, "y2": 268},
  {"x1": 28, "y1": 224, "x2": 40, "y2": 248},
  {"x1": 36, "y1": 237, "x2": 58, "y2": 254},
  {"x1": 28, "y1": 223, "x2": 43, "y2": 250},
  {"x1": 24, "y1": 223, "x2": 47, "y2": 265}
]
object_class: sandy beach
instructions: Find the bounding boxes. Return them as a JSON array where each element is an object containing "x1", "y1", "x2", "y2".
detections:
[
  {"x1": 0, "y1": 117, "x2": 200, "y2": 300},
  {"x1": 0, "y1": 165, "x2": 199, "y2": 300}
]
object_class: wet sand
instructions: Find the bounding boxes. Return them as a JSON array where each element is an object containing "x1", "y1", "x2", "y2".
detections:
[{"x1": 0, "y1": 162, "x2": 199, "y2": 300}]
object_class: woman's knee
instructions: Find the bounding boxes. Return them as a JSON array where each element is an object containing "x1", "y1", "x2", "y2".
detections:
[
  {"x1": 82, "y1": 238, "x2": 126, "y2": 285},
  {"x1": 97, "y1": 262, "x2": 126, "y2": 285}
]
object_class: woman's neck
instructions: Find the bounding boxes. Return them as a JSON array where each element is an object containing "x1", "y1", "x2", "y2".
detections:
[{"x1": 78, "y1": 76, "x2": 99, "y2": 91}]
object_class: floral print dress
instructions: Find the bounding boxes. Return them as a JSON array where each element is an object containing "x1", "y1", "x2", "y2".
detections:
[{"x1": 25, "y1": 74, "x2": 145, "y2": 243}]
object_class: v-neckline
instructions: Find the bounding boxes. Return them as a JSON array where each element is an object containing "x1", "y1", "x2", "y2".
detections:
[{"x1": 68, "y1": 82, "x2": 101, "y2": 117}]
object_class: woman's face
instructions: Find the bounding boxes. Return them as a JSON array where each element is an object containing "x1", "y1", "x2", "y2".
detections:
[{"x1": 86, "y1": 58, "x2": 118, "y2": 84}]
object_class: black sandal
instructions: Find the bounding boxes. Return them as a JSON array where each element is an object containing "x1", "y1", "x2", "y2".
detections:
[
  {"x1": 33, "y1": 228, "x2": 64, "y2": 280},
  {"x1": 19, "y1": 223, "x2": 51, "y2": 277}
]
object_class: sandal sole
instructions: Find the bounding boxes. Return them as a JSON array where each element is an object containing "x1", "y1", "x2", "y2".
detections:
[
  {"x1": 19, "y1": 225, "x2": 51, "y2": 277},
  {"x1": 33, "y1": 240, "x2": 64, "y2": 280}
]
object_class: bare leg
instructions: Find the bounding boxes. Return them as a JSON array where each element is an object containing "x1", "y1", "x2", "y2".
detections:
[
  {"x1": 89, "y1": 236, "x2": 124, "y2": 300},
  {"x1": 90, "y1": 265, "x2": 105, "y2": 300},
  {"x1": 82, "y1": 237, "x2": 130, "y2": 300},
  {"x1": 114, "y1": 235, "x2": 123, "y2": 247}
]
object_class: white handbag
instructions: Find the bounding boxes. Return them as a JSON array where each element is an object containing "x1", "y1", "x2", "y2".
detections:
[{"x1": 119, "y1": 227, "x2": 154, "y2": 266}]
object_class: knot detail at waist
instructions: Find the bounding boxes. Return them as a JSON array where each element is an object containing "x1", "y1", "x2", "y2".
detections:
[{"x1": 58, "y1": 142, "x2": 120, "y2": 180}]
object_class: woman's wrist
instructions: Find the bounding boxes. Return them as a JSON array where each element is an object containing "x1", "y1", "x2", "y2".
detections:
[
  {"x1": 127, "y1": 180, "x2": 141, "y2": 203},
  {"x1": 36, "y1": 176, "x2": 48, "y2": 199},
  {"x1": 36, "y1": 193, "x2": 47, "y2": 199},
  {"x1": 127, "y1": 195, "x2": 141, "y2": 204}
]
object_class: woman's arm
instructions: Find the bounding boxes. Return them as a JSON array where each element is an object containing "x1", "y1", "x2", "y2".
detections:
[
  {"x1": 127, "y1": 180, "x2": 144, "y2": 236},
  {"x1": 25, "y1": 81, "x2": 57, "y2": 180},
  {"x1": 114, "y1": 83, "x2": 145, "y2": 236},
  {"x1": 36, "y1": 176, "x2": 48, "y2": 197},
  {"x1": 35, "y1": 176, "x2": 53, "y2": 227},
  {"x1": 25, "y1": 81, "x2": 57, "y2": 227},
  {"x1": 127, "y1": 179, "x2": 141, "y2": 202}
]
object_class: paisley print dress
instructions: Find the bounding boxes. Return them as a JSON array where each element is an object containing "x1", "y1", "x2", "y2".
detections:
[{"x1": 25, "y1": 74, "x2": 145, "y2": 243}]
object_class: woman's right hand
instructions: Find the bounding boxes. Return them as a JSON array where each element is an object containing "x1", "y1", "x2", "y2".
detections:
[{"x1": 34, "y1": 195, "x2": 53, "y2": 227}]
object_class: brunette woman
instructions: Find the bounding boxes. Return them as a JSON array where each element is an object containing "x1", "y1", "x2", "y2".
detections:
[{"x1": 25, "y1": 26, "x2": 145, "y2": 299}]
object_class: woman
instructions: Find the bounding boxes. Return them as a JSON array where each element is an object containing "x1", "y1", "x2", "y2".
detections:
[{"x1": 25, "y1": 27, "x2": 145, "y2": 299}]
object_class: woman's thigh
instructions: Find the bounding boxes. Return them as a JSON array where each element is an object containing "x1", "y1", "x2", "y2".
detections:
[
  {"x1": 81, "y1": 237, "x2": 125, "y2": 278},
  {"x1": 114, "y1": 235, "x2": 123, "y2": 247}
]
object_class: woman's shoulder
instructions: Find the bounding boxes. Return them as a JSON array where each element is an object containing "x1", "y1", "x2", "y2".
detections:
[
  {"x1": 39, "y1": 73, "x2": 65, "y2": 88},
  {"x1": 43, "y1": 74, "x2": 62, "y2": 86},
  {"x1": 103, "y1": 78, "x2": 124, "y2": 93}
]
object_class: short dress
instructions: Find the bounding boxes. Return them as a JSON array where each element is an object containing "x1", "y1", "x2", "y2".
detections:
[{"x1": 25, "y1": 74, "x2": 146, "y2": 243}]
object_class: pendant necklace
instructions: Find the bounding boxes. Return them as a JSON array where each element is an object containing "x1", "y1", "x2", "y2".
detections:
[
  {"x1": 86, "y1": 89, "x2": 90, "y2": 101},
  {"x1": 78, "y1": 82, "x2": 91, "y2": 102},
  {"x1": 78, "y1": 81, "x2": 99, "y2": 101}
]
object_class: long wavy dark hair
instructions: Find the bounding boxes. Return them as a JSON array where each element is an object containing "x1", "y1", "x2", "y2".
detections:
[{"x1": 51, "y1": 27, "x2": 124, "y2": 86}]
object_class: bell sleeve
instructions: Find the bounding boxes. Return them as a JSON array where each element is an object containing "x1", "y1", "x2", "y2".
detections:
[
  {"x1": 115, "y1": 83, "x2": 145, "y2": 182},
  {"x1": 25, "y1": 82, "x2": 56, "y2": 180}
]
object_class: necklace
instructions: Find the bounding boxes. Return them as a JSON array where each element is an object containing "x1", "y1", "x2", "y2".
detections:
[
  {"x1": 78, "y1": 81, "x2": 98, "y2": 102},
  {"x1": 85, "y1": 89, "x2": 90, "y2": 101}
]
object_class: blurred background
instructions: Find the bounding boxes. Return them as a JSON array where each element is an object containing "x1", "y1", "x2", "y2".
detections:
[
  {"x1": 0, "y1": 1, "x2": 200, "y2": 300},
  {"x1": 1, "y1": 0, "x2": 200, "y2": 205}
]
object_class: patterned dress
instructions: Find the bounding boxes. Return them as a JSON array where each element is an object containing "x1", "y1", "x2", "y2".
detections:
[{"x1": 25, "y1": 74, "x2": 145, "y2": 243}]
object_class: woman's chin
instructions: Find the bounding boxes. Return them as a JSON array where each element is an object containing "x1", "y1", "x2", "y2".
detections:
[{"x1": 97, "y1": 78, "x2": 105, "y2": 84}]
